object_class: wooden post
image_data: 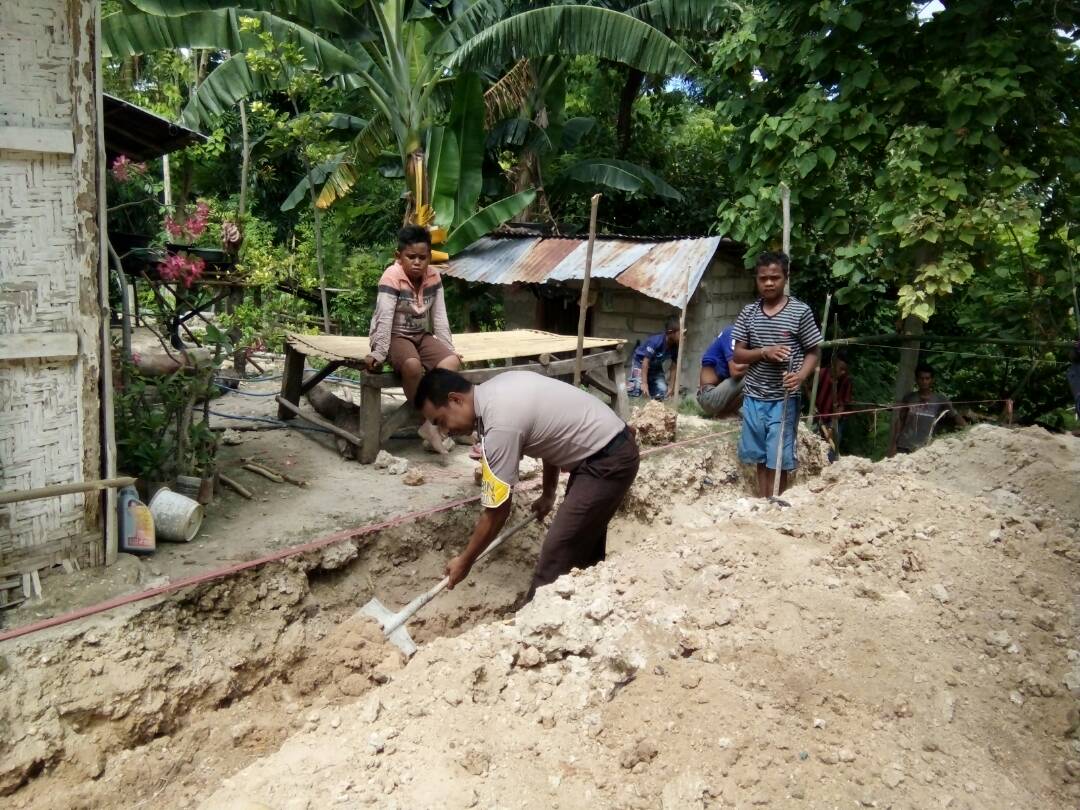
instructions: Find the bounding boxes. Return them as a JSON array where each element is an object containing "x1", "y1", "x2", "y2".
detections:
[
  {"x1": 671, "y1": 291, "x2": 689, "y2": 411},
  {"x1": 95, "y1": 3, "x2": 118, "y2": 566},
  {"x1": 780, "y1": 181, "x2": 791, "y2": 295},
  {"x1": 807, "y1": 292, "x2": 832, "y2": 422},
  {"x1": 574, "y1": 194, "x2": 601, "y2": 386},
  {"x1": 360, "y1": 380, "x2": 383, "y2": 464},
  {"x1": 780, "y1": 183, "x2": 791, "y2": 255}
]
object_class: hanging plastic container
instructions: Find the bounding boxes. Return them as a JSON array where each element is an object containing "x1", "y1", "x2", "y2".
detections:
[
  {"x1": 149, "y1": 487, "x2": 203, "y2": 543},
  {"x1": 118, "y1": 485, "x2": 156, "y2": 555}
]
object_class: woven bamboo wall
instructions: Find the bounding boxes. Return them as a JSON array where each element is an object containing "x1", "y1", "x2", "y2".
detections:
[{"x1": 0, "y1": 0, "x2": 105, "y2": 569}]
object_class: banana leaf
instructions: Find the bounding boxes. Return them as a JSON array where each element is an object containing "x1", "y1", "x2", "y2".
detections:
[
  {"x1": 445, "y1": 189, "x2": 536, "y2": 255},
  {"x1": 562, "y1": 158, "x2": 683, "y2": 200},
  {"x1": 121, "y1": 0, "x2": 365, "y2": 37},
  {"x1": 447, "y1": 7, "x2": 694, "y2": 76}
]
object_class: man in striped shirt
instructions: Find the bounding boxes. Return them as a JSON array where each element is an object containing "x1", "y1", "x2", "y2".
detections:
[{"x1": 732, "y1": 251, "x2": 822, "y2": 497}]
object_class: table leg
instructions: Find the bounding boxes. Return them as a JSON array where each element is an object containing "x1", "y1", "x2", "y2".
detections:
[
  {"x1": 227, "y1": 285, "x2": 246, "y2": 377},
  {"x1": 360, "y1": 381, "x2": 382, "y2": 464},
  {"x1": 610, "y1": 361, "x2": 629, "y2": 420},
  {"x1": 278, "y1": 344, "x2": 305, "y2": 420}
]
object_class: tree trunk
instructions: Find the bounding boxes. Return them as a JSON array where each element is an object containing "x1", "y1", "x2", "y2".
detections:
[
  {"x1": 162, "y1": 154, "x2": 172, "y2": 210},
  {"x1": 238, "y1": 100, "x2": 250, "y2": 221},
  {"x1": 301, "y1": 149, "x2": 332, "y2": 333},
  {"x1": 616, "y1": 67, "x2": 646, "y2": 158},
  {"x1": 891, "y1": 313, "x2": 924, "y2": 428},
  {"x1": 513, "y1": 150, "x2": 537, "y2": 222}
]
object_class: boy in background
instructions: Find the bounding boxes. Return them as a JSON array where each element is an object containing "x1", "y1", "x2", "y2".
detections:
[
  {"x1": 365, "y1": 225, "x2": 461, "y2": 454},
  {"x1": 888, "y1": 363, "x2": 966, "y2": 455}
]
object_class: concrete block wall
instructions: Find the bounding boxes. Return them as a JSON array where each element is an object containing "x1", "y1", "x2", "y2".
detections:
[
  {"x1": 497, "y1": 252, "x2": 755, "y2": 396},
  {"x1": 502, "y1": 284, "x2": 538, "y2": 329},
  {"x1": 680, "y1": 256, "x2": 756, "y2": 392},
  {"x1": 592, "y1": 282, "x2": 676, "y2": 361}
]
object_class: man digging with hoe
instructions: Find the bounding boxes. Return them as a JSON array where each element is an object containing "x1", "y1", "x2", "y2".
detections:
[{"x1": 414, "y1": 369, "x2": 640, "y2": 601}]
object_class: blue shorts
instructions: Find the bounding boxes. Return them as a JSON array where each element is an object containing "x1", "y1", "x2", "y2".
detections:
[{"x1": 739, "y1": 395, "x2": 799, "y2": 471}]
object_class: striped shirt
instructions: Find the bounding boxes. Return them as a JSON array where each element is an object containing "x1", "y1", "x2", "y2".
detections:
[
  {"x1": 367, "y1": 262, "x2": 453, "y2": 363},
  {"x1": 732, "y1": 297, "x2": 822, "y2": 401}
]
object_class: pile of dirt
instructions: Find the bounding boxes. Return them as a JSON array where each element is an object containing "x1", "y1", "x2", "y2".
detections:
[
  {"x1": 198, "y1": 425, "x2": 1080, "y2": 809},
  {"x1": 624, "y1": 426, "x2": 830, "y2": 523},
  {"x1": 628, "y1": 400, "x2": 677, "y2": 446}
]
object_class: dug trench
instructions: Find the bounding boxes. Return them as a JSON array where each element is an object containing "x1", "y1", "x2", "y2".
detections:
[
  {"x1": 0, "y1": 426, "x2": 787, "y2": 810},
  {"x1": 0, "y1": 504, "x2": 545, "y2": 809}
]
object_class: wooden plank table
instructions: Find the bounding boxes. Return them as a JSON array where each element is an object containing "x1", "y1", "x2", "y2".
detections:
[{"x1": 276, "y1": 330, "x2": 628, "y2": 463}]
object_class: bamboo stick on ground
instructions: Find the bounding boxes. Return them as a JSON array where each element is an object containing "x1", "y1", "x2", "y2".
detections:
[
  {"x1": 218, "y1": 473, "x2": 253, "y2": 499},
  {"x1": 242, "y1": 463, "x2": 285, "y2": 484}
]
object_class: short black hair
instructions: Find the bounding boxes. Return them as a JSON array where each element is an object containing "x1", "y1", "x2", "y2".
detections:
[
  {"x1": 915, "y1": 363, "x2": 934, "y2": 377},
  {"x1": 398, "y1": 224, "x2": 431, "y2": 251},
  {"x1": 831, "y1": 350, "x2": 849, "y2": 365},
  {"x1": 413, "y1": 368, "x2": 472, "y2": 410},
  {"x1": 755, "y1": 251, "x2": 790, "y2": 274},
  {"x1": 664, "y1": 316, "x2": 680, "y2": 333}
]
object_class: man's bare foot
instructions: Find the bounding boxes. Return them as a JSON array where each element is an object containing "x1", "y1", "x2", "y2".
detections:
[{"x1": 418, "y1": 420, "x2": 449, "y2": 455}]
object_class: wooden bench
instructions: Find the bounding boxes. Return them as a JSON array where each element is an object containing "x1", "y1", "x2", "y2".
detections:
[{"x1": 276, "y1": 330, "x2": 628, "y2": 463}]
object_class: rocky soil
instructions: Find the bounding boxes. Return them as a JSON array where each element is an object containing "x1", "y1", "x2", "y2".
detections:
[
  {"x1": 201, "y1": 425, "x2": 1080, "y2": 810},
  {"x1": 2, "y1": 424, "x2": 1078, "y2": 810}
]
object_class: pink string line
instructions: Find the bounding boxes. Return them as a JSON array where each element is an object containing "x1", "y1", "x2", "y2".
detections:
[{"x1": 0, "y1": 397, "x2": 1012, "y2": 644}]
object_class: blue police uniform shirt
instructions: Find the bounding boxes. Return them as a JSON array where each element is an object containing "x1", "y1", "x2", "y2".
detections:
[
  {"x1": 700, "y1": 326, "x2": 736, "y2": 382},
  {"x1": 632, "y1": 332, "x2": 677, "y2": 368}
]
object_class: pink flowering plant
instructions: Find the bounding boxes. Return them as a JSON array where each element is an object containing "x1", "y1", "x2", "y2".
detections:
[
  {"x1": 156, "y1": 251, "x2": 206, "y2": 288},
  {"x1": 110, "y1": 154, "x2": 148, "y2": 183},
  {"x1": 163, "y1": 200, "x2": 211, "y2": 242}
]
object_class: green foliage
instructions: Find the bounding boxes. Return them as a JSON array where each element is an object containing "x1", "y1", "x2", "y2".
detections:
[
  {"x1": 708, "y1": 0, "x2": 1079, "y2": 321},
  {"x1": 114, "y1": 355, "x2": 218, "y2": 481}
]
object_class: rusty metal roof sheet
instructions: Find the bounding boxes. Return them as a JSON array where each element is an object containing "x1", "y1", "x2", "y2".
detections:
[{"x1": 445, "y1": 235, "x2": 726, "y2": 308}]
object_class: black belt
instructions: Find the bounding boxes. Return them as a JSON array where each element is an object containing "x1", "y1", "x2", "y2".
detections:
[{"x1": 587, "y1": 426, "x2": 632, "y2": 461}]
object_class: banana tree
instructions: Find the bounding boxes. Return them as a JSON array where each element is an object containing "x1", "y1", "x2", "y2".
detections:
[{"x1": 102, "y1": 0, "x2": 695, "y2": 251}]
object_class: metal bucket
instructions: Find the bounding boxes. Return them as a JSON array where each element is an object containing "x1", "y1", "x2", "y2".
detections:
[{"x1": 149, "y1": 487, "x2": 203, "y2": 543}]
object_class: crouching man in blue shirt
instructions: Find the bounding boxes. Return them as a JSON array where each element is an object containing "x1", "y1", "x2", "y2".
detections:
[
  {"x1": 628, "y1": 317, "x2": 680, "y2": 400},
  {"x1": 697, "y1": 324, "x2": 747, "y2": 417}
]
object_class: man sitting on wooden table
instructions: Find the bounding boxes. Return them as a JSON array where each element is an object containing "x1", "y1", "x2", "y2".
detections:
[
  {"x1": 415, "y1": 368, "x2": 640, "y2": 601},
  {"x1": 364, "y1": 225, "x2": 461, "y2": 455}
]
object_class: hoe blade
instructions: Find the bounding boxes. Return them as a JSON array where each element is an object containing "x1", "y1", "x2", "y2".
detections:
[{"x1": 360, "y1": 597, "x2": 417, "y2": 657}]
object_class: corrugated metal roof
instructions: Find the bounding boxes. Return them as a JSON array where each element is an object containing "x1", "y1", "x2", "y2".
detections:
[{"x1": 445, "y1": 235, "x2": 726, "y2": 308}]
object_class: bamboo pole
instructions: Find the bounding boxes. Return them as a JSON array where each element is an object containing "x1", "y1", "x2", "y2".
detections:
[
  {"x1": 0, "y1": 477, "x2": 136, "y2": 507},
  {"x1": 780, "y1": 182, "x2": 791, "y2": 296},
  {"x1": 806, "y1": 292, "x2": 832, "y2": 422},
  {"x1": 574, "y1": 194, "x2": 601, "y2": 386}
]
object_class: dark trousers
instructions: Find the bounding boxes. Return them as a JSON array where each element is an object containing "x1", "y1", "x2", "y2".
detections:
[{"x1": 527, "y1": 430, "x2": 640, "y2": 601}]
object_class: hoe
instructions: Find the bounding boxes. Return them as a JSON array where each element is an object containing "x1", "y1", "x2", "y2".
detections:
[{"x1": 359, "y1": 514, "x2": 537, "y2": 656}]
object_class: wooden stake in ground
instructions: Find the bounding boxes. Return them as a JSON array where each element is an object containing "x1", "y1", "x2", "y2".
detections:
[
  {"x1": 780, "y1": 182, "x2": 791, "y2": 296},
  {"x1": 574, "y1": 194, "x2": 601, "y2": 387},
  {"x1": 773, "y1": 181, "x2": 795, "y2": 498},
  {"x1": 670, "y1": 268, "x2": 692, "y2": 415},
  {"x1": 807, "y1": 292, "x2": 832, "y2": 422}
]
